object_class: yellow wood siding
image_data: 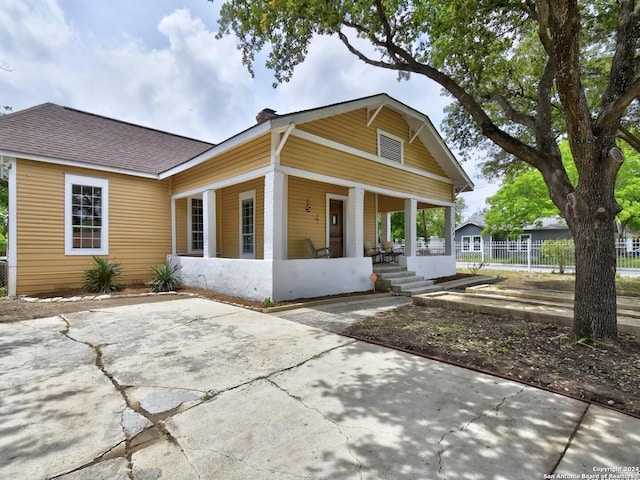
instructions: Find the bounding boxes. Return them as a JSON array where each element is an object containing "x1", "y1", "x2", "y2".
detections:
[
  {"x1": 281, "y1": 136, "x2": 452, "y2": 203},
  {"x1": 218, "y1": 178, "x2": 264, "y2": 259},
  {"x1": 287, "y1": 177, "x2": 348, "y2": 259},
  {"x1": 171, "y1": 136, "x2": 271, "y2": 195},
  {"x1": 15, "y1": 160, "x2": 171, "y2": 295},
  {"x1": 364, "y1": 192, "x2": 377, "y2": 245},
  {"x1": 175, "y1": 197, "x2": 188, "y2": 254},
  {"x1": 298, "y1": 107, "x2": 447, "y2": 177}
]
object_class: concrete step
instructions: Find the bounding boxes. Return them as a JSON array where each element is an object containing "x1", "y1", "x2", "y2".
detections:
[
  {"x1": 379, "y1": 270, "x2": 417, "y2": 280},
  {"x1": 373, "y1": 264, "x2": 406, "y2": 275},
  {"x1": 393, "y1": 280, "x2": 435, "y2": 295},
  {"x1": 466, "y1": 285, "x2": 640, "y2": 313},
  {"x1": 412, "y1": 290, "x2": 640, "y2": 337},
  {"x1": 389, "y1": 274, "x2": 424, "y2": 285}
]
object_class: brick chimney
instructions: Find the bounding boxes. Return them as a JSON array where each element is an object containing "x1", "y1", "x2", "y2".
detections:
[{"x1": 256, "y1": 108, "x2": 277, "y2": 123}]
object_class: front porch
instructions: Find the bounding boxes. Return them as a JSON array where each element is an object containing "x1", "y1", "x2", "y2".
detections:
[{"x1": 170, "y1": 169, "x2": 457, "y2": 302}]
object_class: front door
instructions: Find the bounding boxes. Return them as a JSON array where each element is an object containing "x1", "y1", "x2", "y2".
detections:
[{"x1": 329, "y1": 199, "x2": 344, "y2": 257}]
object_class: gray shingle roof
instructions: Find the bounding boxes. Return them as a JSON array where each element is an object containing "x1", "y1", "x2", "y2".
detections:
[{"x1": 0, "y1": 103, "x2": 214, "y2": 175}]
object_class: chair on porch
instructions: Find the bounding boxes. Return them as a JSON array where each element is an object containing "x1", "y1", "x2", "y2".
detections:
[
  {"x1": 306, "y1": 238, "x2": 330, "y2": 258},
  {"x1": 381, "y1": 240, "x2": 403, "y2": 263},
  {"x1": 364, "y1": 241, "x2": 382, "y2": 263}
]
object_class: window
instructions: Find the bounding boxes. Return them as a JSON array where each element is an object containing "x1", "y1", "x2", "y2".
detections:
[
  {"x1": 190, "y1": 198, "x2": 203, "y2": 252},
  {"x1": 377, "y1": 129, "x2": 404, "y2": 163},
  {"x1": 519, "y1": 234, "x2": 531, "y2": 251},
  {"x1": 65, "y1": 174, "x2": 108, "y2": 255},
  {"x1": 240, "y1": 190, "x2": 255, "y2": 258},
  {"x1": 462, "y1": 235, "x2": 481, "y2": 252}
]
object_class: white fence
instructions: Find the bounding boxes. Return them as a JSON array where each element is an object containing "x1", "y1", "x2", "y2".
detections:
[{"x1": 455, "y1": 239, "x2": 640, "y2": 275}]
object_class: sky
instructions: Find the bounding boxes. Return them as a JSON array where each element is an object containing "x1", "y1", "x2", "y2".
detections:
[{"x1": 0, "y1": 0, "x2": 498, "y2": 215}]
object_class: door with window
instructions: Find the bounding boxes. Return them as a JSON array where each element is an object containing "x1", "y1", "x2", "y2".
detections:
[{"x1": 329, "y1": 199, "x2": 344, "y2": 257}]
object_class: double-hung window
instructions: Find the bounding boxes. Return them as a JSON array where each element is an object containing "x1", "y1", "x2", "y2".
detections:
[
  {"x1": 190, "y1": 198, "x2": 204, "y2": 253},
  {"x1": 240, "y1": 190, "x2": 255, "y2": 259},
  {"x1": 65, "y1": 174, "x2": 108, "y2": 255}
]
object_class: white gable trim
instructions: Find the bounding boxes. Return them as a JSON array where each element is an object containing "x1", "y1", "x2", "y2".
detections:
[
  {"x1": 290, "y1": 129, "x2": 452, "y2": 184},
  {"x1": 159, "y1": 122, "x2": 271, "y2": 179}
]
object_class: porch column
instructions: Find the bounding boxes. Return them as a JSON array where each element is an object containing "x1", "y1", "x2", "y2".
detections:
[
  {"x1": 347, "y1": 187, "x2": 364, "y2": 257},
  {"x1": 171, "y1": 198, "x2": 177, "y2": 256},
  {"x1": 444, "y1": 205, "x2": 455, "y2": 256},
  {"x1": 381, "y1": 212, "x2": 392, "y2": 242},
  {"x1": 264, "y1": 169, "x2": 286, "y2": 260},
  {"x1": 404, "y1": 198, "x2": 417, "y2": 257},
  {"x1": 203, "y1": 189, "x2": 217, "y2": 258}
]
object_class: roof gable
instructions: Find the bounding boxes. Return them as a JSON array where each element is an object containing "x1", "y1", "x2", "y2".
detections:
[
  {"x1": 0, "y1": 103, "x2": 214, "y2": 175},
  {"x1": 270, "y1": 94, "x2": 473, "y2": 192}
]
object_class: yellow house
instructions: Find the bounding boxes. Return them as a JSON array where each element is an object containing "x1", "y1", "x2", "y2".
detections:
[{"x1": 0, "y1": 94, "x2": 473, "y2": 300}]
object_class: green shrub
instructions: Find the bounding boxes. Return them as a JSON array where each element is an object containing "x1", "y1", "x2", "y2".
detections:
[
  {"x1": 263, "y1": 297, "x2": 278, "y2": 308},
  {"x1": 84, "y1": 256, "x2": 123, "y2": 293},
  {"x1": 147, "y1": 262, "x2": 182, "y2": 293},
  {"x1": 0, "y1": 286, "x2": 7, "y2": 297}
]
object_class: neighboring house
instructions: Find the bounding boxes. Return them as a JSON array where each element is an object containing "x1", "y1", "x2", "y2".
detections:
[
  {"x1": 455, "y1": 213, "x2": 571, "y2": 253},
  {"x1": 454, "y1": 212, "x2": 490, "y2": 253},
  {"x1": 0, "y1": 94, "x2": 473, "y2": 300}
]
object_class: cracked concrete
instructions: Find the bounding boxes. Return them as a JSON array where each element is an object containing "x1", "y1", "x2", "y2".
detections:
[{"x1": 1, "y1": 297, "x2": 639, "y2": 479}]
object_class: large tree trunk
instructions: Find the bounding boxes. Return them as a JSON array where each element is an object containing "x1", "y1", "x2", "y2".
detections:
[
  {"x1": 562, "y1": 148, "x2": 622, "y2": 343},
  {"x1": 571, "y1": 217, "x2": 618, "y2": 342}
]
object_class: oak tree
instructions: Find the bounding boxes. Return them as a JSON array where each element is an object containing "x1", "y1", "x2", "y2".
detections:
[{"x1": 215, "y1": 0, "x2": 640, "y2": 341}]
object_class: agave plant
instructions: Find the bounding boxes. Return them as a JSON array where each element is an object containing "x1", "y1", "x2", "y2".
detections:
[
  {"x1": 83, "y1": 256, "x2": 122, "y2": 293},
  {"x1": 148, "y1": 262, "x2": 182, "y2": 293}
]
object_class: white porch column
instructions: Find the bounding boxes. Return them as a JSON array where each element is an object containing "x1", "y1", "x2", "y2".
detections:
[
  {"x1": 404, "y1": 198, "x2": 417, "y2": 257},
  {"x1": 264, "y1": 169, "x2": 286, "y2": 260},
  {"x1": 444, "y1": 205, "x2": 455, "y2": 255},
  {"x1": 171, "y1": 198, "x2": 177, "y2": 255},
  {"x1": 203, "y1": 189, "x2": 217, "y2": 258},
  {"x1": 347, "y1": 187, "x2": 365, "y2": 257},
  {"x1": 381, "y1": 212, "x2": 392, "y2": 242}
]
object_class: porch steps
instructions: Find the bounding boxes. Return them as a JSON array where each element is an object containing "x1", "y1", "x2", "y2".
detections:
[{"x1": 372, "y1": 264, "x2": 434, "y2": 296}]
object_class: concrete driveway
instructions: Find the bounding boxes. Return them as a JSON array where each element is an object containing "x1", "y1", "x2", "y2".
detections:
[{"x1": 1, "y1": 298, "x2": 638, "y2": 480}]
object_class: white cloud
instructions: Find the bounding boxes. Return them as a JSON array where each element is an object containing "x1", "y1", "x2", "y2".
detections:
[{"x1": 0, "y1": 0, "x2": 492, "y2": 203}]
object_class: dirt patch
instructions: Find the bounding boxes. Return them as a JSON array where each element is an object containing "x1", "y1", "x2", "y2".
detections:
[{"x1": 343, "y1": 304, "x2": 640, "y2": 417}]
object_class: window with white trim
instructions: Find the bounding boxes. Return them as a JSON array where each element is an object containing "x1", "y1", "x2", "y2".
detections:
[
  {"x1": 519, "y1": 234, "x2": 531, "y2": 251},
  {"x1": 462, "y1": 235, "x2": 481, "y2": 252},
  {"x1": 239, "y1": 190, "x2": 255, "y2": 258},
  {"x1": 65, "y1": 174, "x2": 108, "y2": 255},
  {"x1": 377, "y1": 129, "x2": 404, "y2": 163},
  {"x1": 190, "y1": 198, "x2": 203, "y2": 252}
]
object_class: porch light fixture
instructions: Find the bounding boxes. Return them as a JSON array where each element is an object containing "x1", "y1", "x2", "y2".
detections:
[{"x1": 306, "y1": 198, "x2": 311, "y2": 212}]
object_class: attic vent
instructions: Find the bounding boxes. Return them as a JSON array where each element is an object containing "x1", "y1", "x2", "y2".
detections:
[{"x1": 377, "y1": 130, "x2": 404, "y2": 163}]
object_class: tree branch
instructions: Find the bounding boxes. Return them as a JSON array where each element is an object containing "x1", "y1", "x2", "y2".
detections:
[
  {"x1": 596, "y1": 1, "x2": 640, "y2": 134},
  {"x1": 483, "y1": 92, "x2": 536, "y2": 129},
  {"x1": 549, "y1": 0, "x2": 594, "y2": 150},
  {"x1": 617, "y1": 125, "x2": 640, "y2": 152}
]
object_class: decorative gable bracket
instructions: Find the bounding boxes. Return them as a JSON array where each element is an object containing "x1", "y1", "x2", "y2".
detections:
[
  {"x1": 409, "y1": 122, "x2": 428, "y2": 144},
  {"x1": 366, "y1": 104, "x2": 385, "y2": 127}
]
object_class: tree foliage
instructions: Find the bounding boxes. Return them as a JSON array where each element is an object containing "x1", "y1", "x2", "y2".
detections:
[
  {"x1": 484, "y1": 142, "x2": 640, "y2": 237},
  {"x1": 215, "y1": 0, "x2": 640, "y2": 341}
]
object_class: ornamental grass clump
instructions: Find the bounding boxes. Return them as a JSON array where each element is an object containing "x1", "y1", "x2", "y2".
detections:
[
  {"x1": 83, "y1": 256, "x2": 123, "y2": 294},
  {"x1": 148, "y1": 262, "x2": 182, "y2": 293}
]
